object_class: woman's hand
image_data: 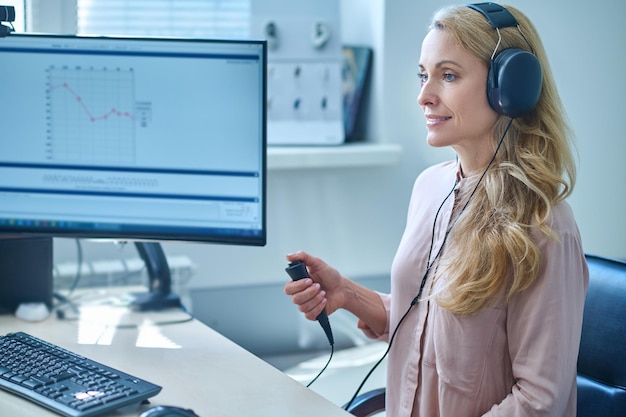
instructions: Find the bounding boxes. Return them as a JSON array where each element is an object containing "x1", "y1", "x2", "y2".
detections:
[{"x1": 283, "y1": 251, "x2": 345, "y2": 321}]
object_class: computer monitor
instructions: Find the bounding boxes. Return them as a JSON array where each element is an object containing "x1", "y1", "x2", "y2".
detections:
[{"x1": 0, "y1": 33, "x2": 267, "y2": 311}]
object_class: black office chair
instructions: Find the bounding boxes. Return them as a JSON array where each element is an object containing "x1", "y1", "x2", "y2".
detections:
[
  {"x1": 576, "y1": 254, "x2": 626, "y2": 416},
  {"x1": 345, "y1": 254, "x2": 626, "y2": 417}
]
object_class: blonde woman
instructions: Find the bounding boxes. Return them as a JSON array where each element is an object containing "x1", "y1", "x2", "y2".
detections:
[{"x1": 284, "y1": 3, "x2": 588, "y2": 416}]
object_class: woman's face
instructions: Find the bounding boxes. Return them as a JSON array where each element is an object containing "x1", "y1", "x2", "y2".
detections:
[{"x1": 418, "y1": 28, "x2": 498, "y2": 162}]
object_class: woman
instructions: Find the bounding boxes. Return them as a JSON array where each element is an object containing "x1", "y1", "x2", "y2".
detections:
[{"x1": 284, "y1": 3, "x2": 588, "y2": 416}]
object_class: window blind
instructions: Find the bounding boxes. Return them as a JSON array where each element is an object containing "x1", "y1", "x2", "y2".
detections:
[{"x1": 77, "y1": 0, "x2": 250, "y2": 38}]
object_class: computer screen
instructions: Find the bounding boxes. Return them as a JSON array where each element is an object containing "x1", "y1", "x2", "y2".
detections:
[
  {"x1": 0, "y1": 33, "x2": 266, "y2": 311},
  {"x1": 0, "y1": 33, "x2": 266, "y2": 245}
]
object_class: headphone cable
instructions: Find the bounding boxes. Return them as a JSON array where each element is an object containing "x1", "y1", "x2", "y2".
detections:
[{"x1": 343, "y1": 118, "x2": 513, "y2": 411}]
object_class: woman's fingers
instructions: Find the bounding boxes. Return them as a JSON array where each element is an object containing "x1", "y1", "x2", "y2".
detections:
[{"x1": 284, "y1": 279, "x2": 326, "y2": 320}]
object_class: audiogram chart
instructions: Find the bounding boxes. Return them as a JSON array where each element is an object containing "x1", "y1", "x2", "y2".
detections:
[{"x1": 47, "y1": 66, "x2": 136, "y2": 164}]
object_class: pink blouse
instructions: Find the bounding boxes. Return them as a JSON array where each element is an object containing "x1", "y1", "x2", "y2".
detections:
[{"x1": 362, "y1": 160, "x2": 588, "y2": 417}]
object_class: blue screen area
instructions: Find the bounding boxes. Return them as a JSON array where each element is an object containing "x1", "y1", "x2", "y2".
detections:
[{"x1": 0, "y1": 34, "x2": 266, "y2": 245}]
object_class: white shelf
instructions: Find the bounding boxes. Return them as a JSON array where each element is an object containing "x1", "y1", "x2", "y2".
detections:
[{"x1": 267, "y1": 143, "x2": 403, "y2": 170}]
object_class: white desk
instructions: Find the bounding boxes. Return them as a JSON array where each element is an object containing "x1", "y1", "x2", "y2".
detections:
[{"x1": 0, "y1": 305, "x2": 351, "y2": 417}]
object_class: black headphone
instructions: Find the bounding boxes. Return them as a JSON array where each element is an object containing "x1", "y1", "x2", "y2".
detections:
[{"x1": 466, "y1": 2, "x2": 542, "y2": 118}]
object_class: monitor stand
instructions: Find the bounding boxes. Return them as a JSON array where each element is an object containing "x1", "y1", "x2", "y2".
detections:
[{"x1": 130, "y1": 241, "x2": 182, "y2": 311}]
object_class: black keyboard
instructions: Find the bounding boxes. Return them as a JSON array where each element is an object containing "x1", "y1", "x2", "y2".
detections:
[{"x1": 0, "y1": 332, "x2": 162, "y2": 417}]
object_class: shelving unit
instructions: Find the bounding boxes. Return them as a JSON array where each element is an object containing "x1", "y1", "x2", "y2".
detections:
[{"x1": 267, "y1": 142, "x2": 402, "y2": 170}]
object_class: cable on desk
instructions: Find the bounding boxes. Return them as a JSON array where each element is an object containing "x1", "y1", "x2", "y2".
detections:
[
  {"x1": 52, "y1": 238, "x2": 147, "y2": 320},
  {"x1": 306, "y1": 343, "x2": 334, "y2": 388},
  {"x1": 66, "y1": 238, "x2": 84, "y2": 296},
  {"x1": 53, "y1": 292, "x2": 81, "y2": 319}
]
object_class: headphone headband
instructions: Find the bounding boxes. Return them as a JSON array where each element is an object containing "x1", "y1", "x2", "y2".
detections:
[{"x1": 466, "y1": 2, "x2": 518, "y2": 29}]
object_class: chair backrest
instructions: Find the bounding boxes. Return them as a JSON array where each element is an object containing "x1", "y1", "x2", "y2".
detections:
[{"x1": 577, "y1": 254, "x2": 626, "y2": 417}]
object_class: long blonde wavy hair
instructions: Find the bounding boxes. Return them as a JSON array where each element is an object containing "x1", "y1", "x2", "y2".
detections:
[{"x1": 430, "y1": 4, "x2": 577, "y2": 315}]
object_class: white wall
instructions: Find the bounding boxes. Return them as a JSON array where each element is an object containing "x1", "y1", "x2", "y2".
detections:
[{"x1": 527, "y1": 0, "x2": 626, "y2": 261}]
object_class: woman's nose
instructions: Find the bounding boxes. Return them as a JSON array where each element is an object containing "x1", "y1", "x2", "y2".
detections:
[{"x1": 417, "y1": 82, "x2": 436, "y2": 107}]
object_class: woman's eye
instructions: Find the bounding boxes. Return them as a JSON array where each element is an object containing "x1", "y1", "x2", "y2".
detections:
[
  {"x1": 443, "y1": 73, "x2": 457, "y2": 82},
  {"x1": 417, "y1": 73, "x2": 428, "y2": 84}
]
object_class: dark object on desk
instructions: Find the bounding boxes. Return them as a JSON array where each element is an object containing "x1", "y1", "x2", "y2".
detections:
[
  {"x1": 0, "y1": 331, "x2": 162, "y2": 417},
  {"x1": 342, "y1": 45, "x2": 373, "y2": 142},
  {"x1": 0, "y1": 237, "x2": 53, "y2": 314},
  {"x1": 130, "y1": 242, "x2": 182, "y2": 311},
  {"x1": 139, "y1": 405, "x2": 199, "y2": 417},
  {"x1": 344, "y1": 254, "x2": 626, "y2": 417}
]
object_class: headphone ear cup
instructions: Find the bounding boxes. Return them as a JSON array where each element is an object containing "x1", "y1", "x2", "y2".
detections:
[{"x1": 487, "y1": 48, "x2": 543, "y2": 118}]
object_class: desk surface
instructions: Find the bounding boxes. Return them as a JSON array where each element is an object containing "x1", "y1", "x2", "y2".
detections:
[{"x1": 0, "y1": 304, "x2": 351, "y2": 417}]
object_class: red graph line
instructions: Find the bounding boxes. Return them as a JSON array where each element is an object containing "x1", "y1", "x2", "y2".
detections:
[{"x1": 49, "y1": 82, "x2": 135, "y2": 122}]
